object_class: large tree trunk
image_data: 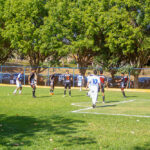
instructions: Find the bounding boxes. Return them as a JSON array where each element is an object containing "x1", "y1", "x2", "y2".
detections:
[
  {"x1": 110, "y1": 69, "x2": 117, "y2": 83},
  {"x1": 132, "y1": 69, "x2": 141, "y2": 89},
  {"x1": 133, "y1": 74, "x2": 139, "y2": 89}
]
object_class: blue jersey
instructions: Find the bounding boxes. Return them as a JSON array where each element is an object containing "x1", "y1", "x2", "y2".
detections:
[{"x1": 17, "y1": 73, "x2": 23, "y2": 81}]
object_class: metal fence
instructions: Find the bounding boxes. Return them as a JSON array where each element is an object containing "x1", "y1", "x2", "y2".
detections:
[{"x1": 0, "y1": 65, "x2": 150, "y2": 89}]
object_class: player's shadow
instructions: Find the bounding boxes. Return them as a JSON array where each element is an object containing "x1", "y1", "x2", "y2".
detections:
[
  {"x1": 104, "y1": 101, "x2": 120, "y2": 103},
  {"x1": 125, "y1": 96, "x2": 137, "y2": 98},
  {"x1": 36, "y1": 95, "x2": 51, "y2": 98},
  {"x1": 0, "y1": 114, "x2": 95, "y2": 148},
  {"x1": 96, "y1": 104, "x2": 117, "y2": 108}
]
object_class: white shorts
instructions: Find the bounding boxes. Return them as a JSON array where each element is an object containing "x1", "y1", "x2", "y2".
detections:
[
  {"x1": 31, "y1": 79, "x2": 36, "y2": 86},
  {"x1": 16, "y1": 80, "x2": 22, "y2": 88},
  {"x1": 90, "y1": 89, "x2": 98, "y2": 105},
  {"x1": 78, "y1": 82, "x2": 82, "y2": 87}
]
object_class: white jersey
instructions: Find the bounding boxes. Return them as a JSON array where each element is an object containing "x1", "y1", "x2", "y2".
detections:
[
  {"x1": 87, "y1": 76, "x2": 91, "y2": 83},
  {"x1": 77, "y1": 75, "x2": 83, "y2": 83},
  {"x1": 88, "y1": 75, "x2": 100, "y2": 91}
]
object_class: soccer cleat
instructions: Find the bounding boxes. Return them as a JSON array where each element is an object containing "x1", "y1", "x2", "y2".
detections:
[
  {"x1": 92, "y1": 104, "x2": 96, "y2": 108},
  {"x1": 102, "y1": 101, "x2": 105, "y2": 104},
  {"x1": 63, "y1": 95, "x2": 66, "y2": 97}
]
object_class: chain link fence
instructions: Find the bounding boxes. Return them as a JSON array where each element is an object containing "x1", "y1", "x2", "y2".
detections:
[{"x1": 0, "y1": 65, "x2": 150, "y2": 89}]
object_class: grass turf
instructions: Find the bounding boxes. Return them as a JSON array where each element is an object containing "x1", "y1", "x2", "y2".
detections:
[{"x1": 0, "y1": 86, "x2": 150, "y2": 150}]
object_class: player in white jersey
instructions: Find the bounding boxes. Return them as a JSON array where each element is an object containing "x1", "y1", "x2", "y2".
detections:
[
  {"x1": 13, "y1": 71, "x2": 23, "y2": 95},
  {"x1": 86, "y1": 72, "x2": 91, "y2": 90},
  {"x1": 88, "y1": 70, "x2": 100, "y2": 108},
  {"x1": 86, "y1": 72, "x2": 92, "y2": 97},
  {"x1": 77, "y1": 73, "x2": 83, "y2": 91}
]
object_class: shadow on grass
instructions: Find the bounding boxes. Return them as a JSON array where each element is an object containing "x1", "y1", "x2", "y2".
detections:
[
  {"x1": 0, "y1": 114, "x2": 94, "y2": 148},
  {"x1": 126, "y1": 96, "x2": 137, "y2": 98},
  {"x1": 134, "y1": 143, "x2": 150, "y2": 150},
  {"x1": 96, "y1": 104, "x2": 117, "y2": 108},
  {"x1": 105, "y1": 101, "x2": 120, "y2": 103},
  {"x1": 59, "y1": 136, "x2": 96, "y2": 146}
]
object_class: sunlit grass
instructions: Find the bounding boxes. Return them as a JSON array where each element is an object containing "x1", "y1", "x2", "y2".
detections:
[{"x1": 0, "y1": 86, "x2": 150, "y2": 150}]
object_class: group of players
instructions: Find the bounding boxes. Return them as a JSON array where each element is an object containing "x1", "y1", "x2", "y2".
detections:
[
  {"x1": 13, "y1": 69, "x2": 128, "y2": 108},
  {"x1": 86, "y1": 70, "x2": 128, "y2": 108}
]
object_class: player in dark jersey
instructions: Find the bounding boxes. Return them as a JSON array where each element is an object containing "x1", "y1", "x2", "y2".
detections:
[
  {"x1": 99, "y1": 70, "x2": 106, "y2": 103},
  {"x1": 28, "y1": 70, "x2": 37, "y2": 98},
  {"x1": 50, "y1": 72, "x2": 55, "y2": 95},
  {"x1": 117, "y1": 72, "x2": 128, "y2": 98},
  {"x1": 63, "y1": 70, "x2": 72, "y2": 97}
]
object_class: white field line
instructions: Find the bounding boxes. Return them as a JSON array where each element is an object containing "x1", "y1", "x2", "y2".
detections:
[
  {"x1": 75, "y1": 112, "x2": 150, "y2": 118},
  {"x1": 71, "y1": 99, "x2": 150, "y2": 118},
  {"x1": 71, "y1": 100, "x2": 135, "y2": 110}
]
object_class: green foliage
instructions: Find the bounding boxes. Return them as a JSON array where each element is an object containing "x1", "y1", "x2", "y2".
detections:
[
  {"x1": 0, "y1": 0, "x2": 150, "y2": 78},
  {"x1": 3, "y1": 0, "x2": 63, "y2": 67},
  {"x1": 0, "y1": 0, "x2": 13, "y2": 64}
]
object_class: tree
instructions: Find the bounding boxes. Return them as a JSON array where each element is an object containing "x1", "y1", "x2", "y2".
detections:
[
  {"x1": 46, "y1": 0, "x2": 107, "y2": 76},
  {"x1": 3, "y1": 0, "x2": 62, "y2": 69},
  {"x1": 101, "y1": 0, "x2": 150, "y2": 88},
  {"x1": 0, "y1": 0, "x2": 13, "y2": 64}
]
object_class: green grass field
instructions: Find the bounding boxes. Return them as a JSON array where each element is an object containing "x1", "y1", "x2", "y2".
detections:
[{"x1": 0, "y1": 86, "x2": 150, "y2": 150}]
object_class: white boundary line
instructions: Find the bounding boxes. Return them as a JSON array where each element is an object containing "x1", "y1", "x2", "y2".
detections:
[
  {"x1": 75, "y1": 112, "x2": 150, "y2": 118},
  {"x1": 72, "y1": 100, "x2": 135, "y2": 112},
  {"x1": 71, "y1": 99, "x2": 150, "y2": 118}
]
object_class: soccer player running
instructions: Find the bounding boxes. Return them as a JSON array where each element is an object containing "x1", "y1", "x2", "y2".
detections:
[
  {"x1": 28, "y1": 70, "x2": 37, "y2": 98},
  {"x1": 13, "y1": 71, "x2": 24, "y2": 95},
  {"x1": 50, "y1": 72, "x2": 55, "y2": 95},
  {"x1": 118, "y1": 72, "x2": 128, "y2": 98},
  {"x1": 63, "y1": 70, "x2": 72, "y2": 97},
  {"x1": 86, "y1": 72, "x2": 92, "y2": 97},
  {"x1": 86, "y1": 72, "x2": 91, "y2": 90},
  {"x1": 99, "y1": 70, "x2": 106, "y2": 103},
  {"x1": 77, "y1": 73, "x2": 83, "y2": 91},
  {"x1": 88, "y1": 70, "x2": 100, "y2": 108}
]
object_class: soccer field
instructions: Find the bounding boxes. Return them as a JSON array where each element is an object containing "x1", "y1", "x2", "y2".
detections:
[{"x1": 0, "y1": 86, "x2": 150, "y2": 150}]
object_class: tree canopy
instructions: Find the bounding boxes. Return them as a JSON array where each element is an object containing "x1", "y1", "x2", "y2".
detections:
[{"x1": 0, "y1": 0, "x2": 150, "y2": 87}]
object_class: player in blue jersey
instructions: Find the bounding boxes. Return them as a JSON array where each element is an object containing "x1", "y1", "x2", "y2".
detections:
[
  {"x1": 77, "y1": 73, "x2": 83, "y2": 91},
  {"x1": 63, "y1": 70, "x2": 72, "y2": 97},
  {"x1": 88, "y1": 70, "x2": 100, "y2": 108},
  {"x1": 13, "y1": 71, "x2": 24, "y2": 95}
]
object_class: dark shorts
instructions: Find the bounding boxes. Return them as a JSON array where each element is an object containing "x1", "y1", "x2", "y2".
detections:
[
  {"x1": 100, "y1": 84, "x2": 105, "y2": 93},
  {"x1": 64, "y1": 82, "x2": 71, "y2": 89},
  {"x1": 121, "y1": 82, "x2": 126, "y2": 88}
]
